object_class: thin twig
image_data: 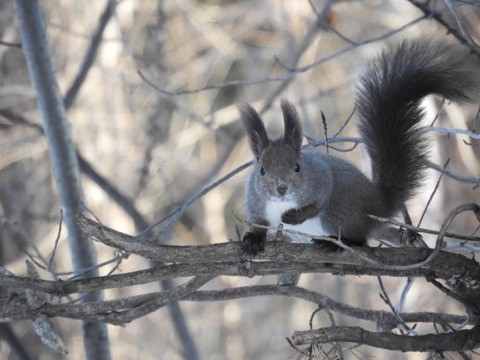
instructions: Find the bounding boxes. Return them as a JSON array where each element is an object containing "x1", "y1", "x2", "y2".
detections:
[
  {"x1": 377, "y1": 276, "x2": 417, "y2": 335},
  {"x1": 444, "y1": 0, "x2": 480, "y2": 54},
  {"x1": 417, "y1": 158, "x2": 450, "y2": 227},
  {"x1": 408, "y1": 0, "x2": 480, "y2": 57},
  {"x1": 141, "y1": 161, "x2": 252, "y2": 240},
  {"x1": 369, "y1": 214, "x2": 480, "y2": 243},
  {"x1": 46, "y1": 210, "x2": 63, "y2": 272},
  {"x1": 321, "y1": 111, "x2": 329, "y2": 154},
  {"x1": 0, "y1": 40, "x2": 22, "y2": 48},
  {"x1": 63, "y1": 0, "x2": 116, "y2": 109}
]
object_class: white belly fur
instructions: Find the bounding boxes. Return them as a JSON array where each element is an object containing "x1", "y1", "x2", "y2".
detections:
[{"x1": 265, "y1": 200, "x2": 328, "y2": 243}]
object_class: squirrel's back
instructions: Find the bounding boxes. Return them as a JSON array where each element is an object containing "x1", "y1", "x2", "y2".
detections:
[{"x1": 356, "y1": 39, "x2": 478, "y2": 214}]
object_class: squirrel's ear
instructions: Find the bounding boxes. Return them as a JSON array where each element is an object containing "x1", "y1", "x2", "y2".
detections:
[
  {"x1": 238, "y1": 103, "x2": 269, "y2": 161},
  {"x1": 281, "y1": 100, "x2": 303, "y2": 156}
]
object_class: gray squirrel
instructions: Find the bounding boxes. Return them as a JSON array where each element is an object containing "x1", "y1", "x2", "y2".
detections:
[{"x1": 240, "y1": 38, "x2": 478, "y2": 255}]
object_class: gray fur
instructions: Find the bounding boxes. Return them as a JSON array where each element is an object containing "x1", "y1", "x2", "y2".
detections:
[
  {"x1": 357, "y1": 38, "x2": 478, "y2": 210},
  {"x1": 240, "y1": 39, "x2": 478, "y2": 256}
]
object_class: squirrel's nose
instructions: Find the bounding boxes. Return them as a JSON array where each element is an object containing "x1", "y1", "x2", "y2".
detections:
[
  {"x1": 275, "y1": 179, "x2": 288, "y2": 196},
  {"x1": 277, "y1": 185, "x2": 288, "y2": 195}
]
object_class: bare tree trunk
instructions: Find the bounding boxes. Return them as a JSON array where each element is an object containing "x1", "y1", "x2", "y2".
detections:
[{"x1": 13, "y1": 1, "x2": 111, "y2": 359}]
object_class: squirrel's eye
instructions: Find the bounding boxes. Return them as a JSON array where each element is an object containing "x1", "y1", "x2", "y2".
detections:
[
  {"x1": 294, "y1": 163, "x2": 300, "y2": 173},
  {"x1": 260, "y1": 166, "x2": 265, "y2": 176}
]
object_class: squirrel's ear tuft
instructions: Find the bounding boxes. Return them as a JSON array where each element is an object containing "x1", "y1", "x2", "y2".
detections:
[
  {"x1": 281, "y1": 100, "x2": 303, "y2": 156},
  {"x1": 238, "y1": 103, "x2": 269, "y2": 161}
]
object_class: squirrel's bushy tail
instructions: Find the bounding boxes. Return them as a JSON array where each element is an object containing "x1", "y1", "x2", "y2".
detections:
[{"x1": 356, "y1": 39, "x2": 478, "y2": 212}]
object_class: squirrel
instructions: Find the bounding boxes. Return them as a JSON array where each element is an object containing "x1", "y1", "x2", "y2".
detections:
[{"x1": 239, "y1": 38, "x2": 478, "y2": 256}]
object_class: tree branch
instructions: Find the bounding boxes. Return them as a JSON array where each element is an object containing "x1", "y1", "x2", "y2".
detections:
[
  {"x1": 292, "y1": 325, "x2": 480, "y2": 352},
  {"x1": 13, "y1": 1, "x2": 110, "y2": 358},
  {"x1": 1, "y1": 276, "x2": 213, "y2": 325},
  {"x1": 75, "y1": 214, "x2": 480, "y2": 284}
]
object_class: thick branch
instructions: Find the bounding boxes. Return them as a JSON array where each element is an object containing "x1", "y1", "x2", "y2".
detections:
[
  {"x1": 1, "y1": 276, "x2": 212, "y2": 325},
  {"x1": 184, "y1": 285, "x2": 472, "y2": 327},
  {"x1": 292, "y1": 325, "x2": 480, "y2": 352},
  {"x1": 76, "y1": 213, "x2": 480, "y2": 284},
  {"x1": 2, "y1": 250, "x2": 480, "y2": 297}
]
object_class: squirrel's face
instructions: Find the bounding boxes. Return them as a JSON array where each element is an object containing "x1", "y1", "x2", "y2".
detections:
[{"x1": 253, "y1": 140, "x2": 304, "y2": 201}]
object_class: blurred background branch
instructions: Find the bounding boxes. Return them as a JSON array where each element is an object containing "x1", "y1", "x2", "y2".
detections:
[{"x1": 13, "y1": 0, "x2": 110, "y2": 358}]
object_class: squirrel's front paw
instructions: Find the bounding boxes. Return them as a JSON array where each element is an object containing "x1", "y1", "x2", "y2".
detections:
[
  {"x1": 242, "y1": 232, "x2": 266, "y2": 256},
  {"x1": 281, "y1": 208, "x2": 303, "y2": 225}
]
